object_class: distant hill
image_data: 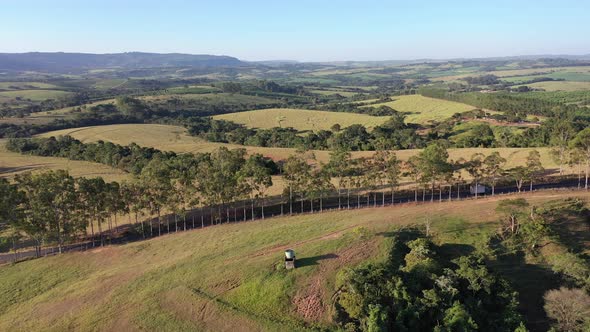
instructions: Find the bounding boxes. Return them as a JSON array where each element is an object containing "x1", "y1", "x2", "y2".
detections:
[{"x1": 0, "y1": 52, "x2": 245, "y2": 73}]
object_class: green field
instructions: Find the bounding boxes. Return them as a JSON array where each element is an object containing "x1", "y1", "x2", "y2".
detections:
[
  {"x1": 213, "y1": 108, "x2": 390, "y2": 131},
  {"x1": 0, "y1": 190, "x2": 587, "y2": 331},
  {"x1": 166, "y1": 85, "x2": 221, "y2": 94},
  {"x1": 364, "y1": 94, "x2": 476, "y2": 124}
]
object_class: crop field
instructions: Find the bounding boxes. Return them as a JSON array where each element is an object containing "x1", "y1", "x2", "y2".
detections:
[
  {"x1": 0, "y1": 140, "x2": 129, "y2": 182},
  {"x1": 213, "y1": 108, "x2": 391, "y2": 131},
  {"x1": 364, "y1": 94, "x2": 475, "y2": 124},
  {"x1": 0, "y1": 190, "x2": 587, "y2": 331}
]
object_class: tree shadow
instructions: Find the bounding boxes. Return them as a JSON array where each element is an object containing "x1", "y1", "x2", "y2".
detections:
[
  {"x1": 377, "y1": 227, "x2": 423, "y2": 269},
  {"x1": 491, "y1": 248, "x2": 559, "y2": 332},
  {"x1": 296, "y1": 253, "x2": 338, "y2": 267},
  {"x1": 437, "y1": 243, "x2": 475, "y2": 261},
  {"x1": 0, "y1": 165, "x2": 42, "y2": 175}
]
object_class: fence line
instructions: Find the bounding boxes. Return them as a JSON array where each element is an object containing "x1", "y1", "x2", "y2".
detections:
[{"x1": 1, "y1": 177, "x2": 587, "y2": 264}]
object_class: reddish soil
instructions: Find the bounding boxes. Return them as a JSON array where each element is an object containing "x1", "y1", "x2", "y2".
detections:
[{"x1": 292, "y1": 238, "x2": 379, "y2": 322}]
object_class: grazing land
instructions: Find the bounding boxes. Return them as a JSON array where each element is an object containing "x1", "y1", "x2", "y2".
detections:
[
  {"x1": 363, "y1": 95, "x2": 476, "y2": 123},
  {"x1": 0, "y1": 190, "x2": 587, "y2": 331},
  {"x1": 3, "y1": 54, "x2": 590, "y2": 332},
  {"x1": 213, "y1": 108, "x2": 391, "y2": 131}
]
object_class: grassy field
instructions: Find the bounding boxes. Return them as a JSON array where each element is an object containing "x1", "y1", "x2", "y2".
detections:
[
  {"x1": 0, "y1": 89, "x2": 71, "y2": 101},
  {"x1": 0, "y1": 190, "x2": 587, "y2": 331},
  {"x1": 0, "y1": 99, "x2": 118, "y2": 126},
  {"x1": 364, "y1": 94, "x2": 475, "y2": 124},
  {"x1": 0, "y1": 82, "x2": 60, "y2": 90},
  {"x1": 516, "y1": 81, "x2": 590, "y2": 91},
  {"x1": 0, "y1": 140, "x2": 129, "y2": 182},
  {"x1": 213, "y1": 108, "x2": 391, "y2": 131},
  {"x1": 309, "y1": 89, "x2": 359, "y2": 97},
  {"x1": 140, "y1": 92, "x2": 276, "y2": 105}
]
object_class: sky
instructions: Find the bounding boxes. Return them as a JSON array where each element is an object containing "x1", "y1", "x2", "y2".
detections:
[{"x1": 2, "y1": 0, "x2": 589, "y2": 61}]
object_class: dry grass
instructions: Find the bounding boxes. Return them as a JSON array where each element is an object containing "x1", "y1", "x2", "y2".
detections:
[
  {"x1": 213, "y1": 108, "x2": 390, "y2": 131},
  {"x1": 0, "y1": 140, "x2": 129, "y2": 182},
  {"x1": 39, "y1": 124, "x2": 568, "y2": 172},
  {"x1": 364, "y1": 95, "x2": 475, "y2": 124},
  {"x1": 515, "y1": 81, "x2": 590, "y2": 91},
  {"x1": 36, "y1": 124, "x2": 574, "y2": 199}
]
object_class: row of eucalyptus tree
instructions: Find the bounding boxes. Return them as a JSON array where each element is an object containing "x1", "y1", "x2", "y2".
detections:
[{"x1": 2, "y1": 127, "x2": 590, "y2": 257}]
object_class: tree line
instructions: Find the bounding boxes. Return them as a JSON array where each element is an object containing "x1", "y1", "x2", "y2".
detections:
[
  {"x1": 186, "y1": 113, "x2": 424, "y2": 151},
  {"x1": 0, "y1": 147, "x2": 280, "y2": 258},
  {"x1": 4, "y1": 126, "x2": 590, "y2": 258}
]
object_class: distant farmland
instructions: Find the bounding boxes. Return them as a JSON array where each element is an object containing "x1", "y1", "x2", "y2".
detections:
[
  {"x1": 0, "y1": 89, "x2": 71, "y2": 102},
  {"x1": 213, "y1": 108, "x2": 391, "y2": 131},
  {"x1": 516, "y1": 81, "x2": 590, "y2": 91},
  {"x1": 365, "y1": 95, "x2": 475, "y2": 124}
]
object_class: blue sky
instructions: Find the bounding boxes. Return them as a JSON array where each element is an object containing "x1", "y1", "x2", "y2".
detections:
[{"x1": 2, "y1": 0, "x2": 589, "y2": 61}]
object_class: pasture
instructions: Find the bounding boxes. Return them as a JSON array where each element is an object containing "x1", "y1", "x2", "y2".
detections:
[
  {"x1": 0, "y1": 190, "x2": 587, "y2": 331},
  {"x1": 364, "y1": 94, "x2": 475, "y2": 123},
  {"x1": 213, "y1": 108, "x2": 391, "y2": 131},
  {"x1": 0, "y1": 140, "x2": 129, "y2": 182},
  {"x1": 309, "y1": 89, "x2": 359, "y2": 97}
]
